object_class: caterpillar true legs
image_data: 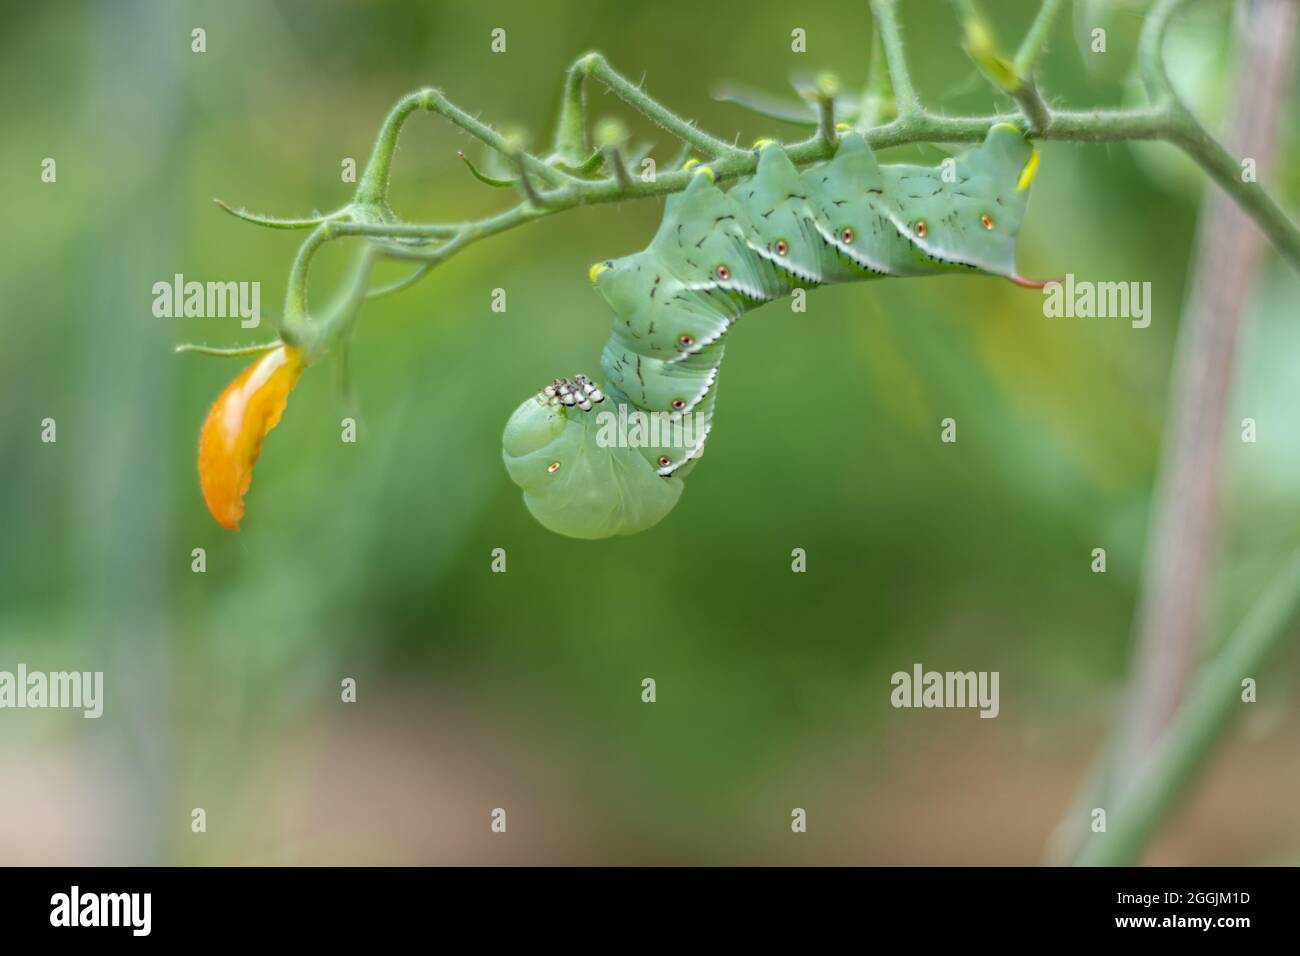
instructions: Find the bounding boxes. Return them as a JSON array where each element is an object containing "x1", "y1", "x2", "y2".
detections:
[{"x1": 503, "y1": 124, "x2": 1043, "y2": 539}]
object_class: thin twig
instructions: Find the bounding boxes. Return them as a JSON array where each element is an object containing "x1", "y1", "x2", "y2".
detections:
[
  {"x1": 1014, "y1": 0, "x2": 1067, "y2": 75},
  {"x1": 512, "y1": 154, "x2": 549, "y2": 209},
  {"x1": 211, "y1": 197, "x2": 345, "y2": 229},
  {"x1": 365, "y1": 263, "x2": 434, "y2": 300},
  {"x1": 579, "y1": 52, "x2": 745, "y2": 159},
  {"x1": 869, "y1": 0, "x2": 921, "y2": 117},
  {"x1": 174, "y1": 340, "x2": 283, "y2": 357},
  {"x1": 603, "y1": 146, "x2": 634, "y2": 190}
]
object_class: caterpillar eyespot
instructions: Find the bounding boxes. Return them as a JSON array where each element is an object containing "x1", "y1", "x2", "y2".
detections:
[{"x1": 502, "y1": 125, "x2": 1044, "y2": 539}]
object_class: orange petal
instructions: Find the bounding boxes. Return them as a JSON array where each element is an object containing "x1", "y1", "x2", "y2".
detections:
[{"x1": 198, "y1": 345, "x2": 305, "y2": 529}]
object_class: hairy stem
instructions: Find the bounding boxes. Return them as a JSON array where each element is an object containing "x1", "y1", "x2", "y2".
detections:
[
  {"x1": 551, "y1": 59, "x2": 591, "y2": 164},
  {"x1": 578, "y1": 52, "x2": 744, "y2": 159},
  {"x1": 1014, "y1": 0, "x2": 1067, "y2": 75},
  {"x1": 869, "y1": 0, "x2": 921, "y2": 117},
  {"x1": 253, "y1": 0, "x2": 1297, "y2": 391},
  {"x1": 1009, "y1": 76, "x2": 1052, "y2": 133}
]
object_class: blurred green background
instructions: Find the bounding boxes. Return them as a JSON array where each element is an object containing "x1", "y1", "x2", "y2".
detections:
[{"x1": 1, "y1": 0, "x2": 1298, "y2": 864}]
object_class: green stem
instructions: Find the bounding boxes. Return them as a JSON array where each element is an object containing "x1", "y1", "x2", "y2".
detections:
[
  {"x1": 211, "y1": 197, "x2": 345, "y2": 229},
  {"x1": 512, "y1": 154, "x2": 549, "y2": 209},
  {"x1": 1139, "y1": 0, "x2": 1184, "y2": 105},
  {"x1": 365, "y1": 262, "x2": 432, "y2": 300},
  {"x1": 280, "y1": 222, "x2": 333, "y2": 338},
  {"x1": 604, "y1": 146, "x2": 633, "y2": 190},
  {"x1": 354, "y1": 91, "x2": 425, "y2": 206},
  {"x1": 579, "y1": 52, "x2": 744, "y2": 158},
  {"x1": 551, "y1": 59, "x2": 590, "y2": 164},
  {"x1": 426, "y1": 88, "x2": 569, "y2": 187},
  {"x1": 1014, "y1": 0, "x2": 1067, "y2": 75},
  {"x1": 815, "y1": 92, "x2": 837, "y2": 146},
  {"x1": 1010, "y1": 0, "x2": 1068, "y2": 133},
  {"x1": 869, "y1": 0, "x2": 921, "y2": 117},
  {"x1": 174, "y1": 340, "x2": 283, "y2": 357},
  {"x1": 333, "y1": 220, "x2": 460, "y2": 239},
  {"x1": 858, "y1": 25, "x2": 893, "y2": 128},
  {"x1": 1170, "y1": 115, "x2": 1300, "y2": 268},
  {"x1": 1009, "y1": 77, "x2": 1051, "y2": 134},
  {"x1": 458, "y1": 151, "x2": 516, "y2": 188}
]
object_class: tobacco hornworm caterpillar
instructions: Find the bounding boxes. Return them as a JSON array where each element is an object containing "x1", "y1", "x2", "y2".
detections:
[{"x1": 503, "y1": 124, "x2": 1042, "y2": 539}]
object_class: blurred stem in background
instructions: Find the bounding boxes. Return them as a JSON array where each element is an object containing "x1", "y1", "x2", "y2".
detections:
[
  {"x1": 77, "y1": 0, "x2": 181, "y2": 864},
  {"x1": 1053, "y1": 0, "x2": 1298, "y2": 867}
]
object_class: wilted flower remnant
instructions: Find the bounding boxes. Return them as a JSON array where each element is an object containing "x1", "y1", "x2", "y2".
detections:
[{"x1": 197, "y1": 345, "x2": 305, "y2": 529}]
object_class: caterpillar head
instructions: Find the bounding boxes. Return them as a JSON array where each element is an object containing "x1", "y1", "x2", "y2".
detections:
[{"x1": 501, "y1": 391, "x2": 685, "y2": 539}]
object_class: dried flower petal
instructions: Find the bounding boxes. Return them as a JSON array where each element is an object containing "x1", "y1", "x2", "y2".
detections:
[{"x1": 198, "y1": 345, "x2": 304, "y2": 529}]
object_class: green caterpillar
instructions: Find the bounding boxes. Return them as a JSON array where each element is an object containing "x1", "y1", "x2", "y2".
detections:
[{"x1": 502, "y1": 124, "x2": 1042, "y2": 539}]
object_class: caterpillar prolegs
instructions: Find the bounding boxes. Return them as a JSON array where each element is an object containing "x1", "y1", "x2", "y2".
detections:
[{"x1": 502, "y1": 124, "x2": 1042, "y2": 539}]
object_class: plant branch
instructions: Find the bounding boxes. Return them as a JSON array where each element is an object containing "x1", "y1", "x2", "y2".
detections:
[
  {"x1": 365, "y1": 262, "x2": 433, "y2": 300},
  {"x1": 869, "y1": 0, "x2": 921, "y2": 118},
  {"x1": 955, "y1": 0, "x2": 1051, "y2": 133},
  {"x1": 857, "y1": 23, "x2": 893, "y2": 129},
  {"x1": 550, "y1": 58, "x2": 591, "y2": 165},
  {"x1": 174, "y1": 340, "x2": 283, "y2": 357},
  {"x1": 211, "y1": 198, "x2": 346, "y2": 229},
  {"x1": 603, "y1": 146, "x2": 634, "y2": 190},
  {"x1": 1014, "y1": 0, "x2": 1067, "y2": 75},
  {"x1": 228, "y1": 4, "x2": 1297, "y2": 391},
  {"x1": 577, "y1": 52, "x2": 745, "y2": 159}
]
